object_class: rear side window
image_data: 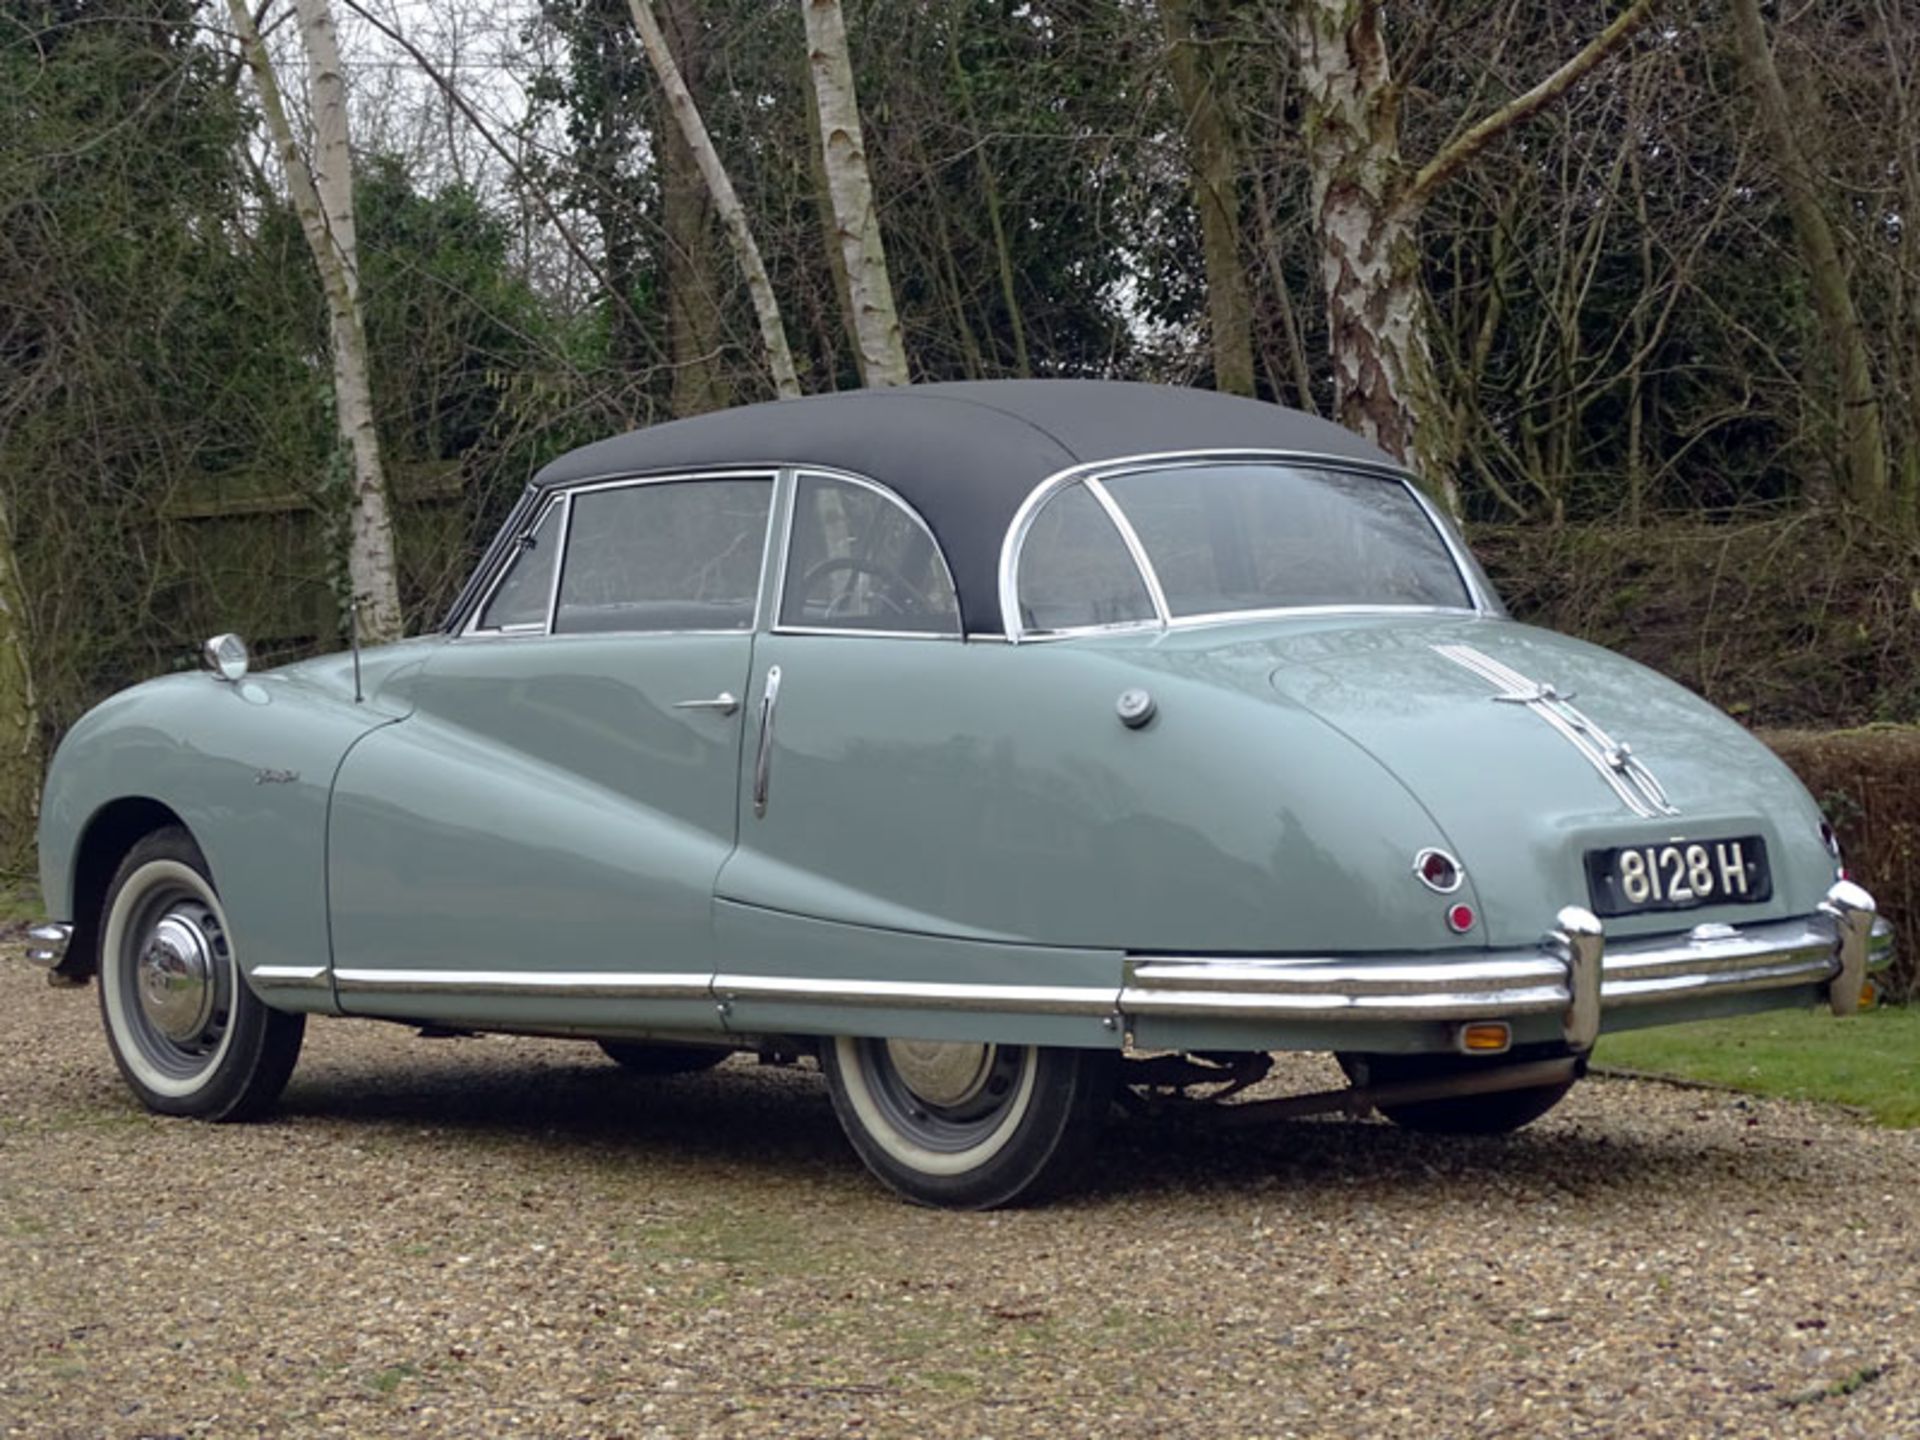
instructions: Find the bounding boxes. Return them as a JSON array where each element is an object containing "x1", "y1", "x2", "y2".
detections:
[
  {"x1": 1014, "y1": 483, "x2": 1156, "y2": 633},
  {"x1": 779, "y1": 473, "x2": 959, "y2": 635},
  {"x1": 555, "y1": 477, "x2": 773, "y2": 634},
  {"x1": 477, "y1": 502, "x2": 562, "y2": 631}
]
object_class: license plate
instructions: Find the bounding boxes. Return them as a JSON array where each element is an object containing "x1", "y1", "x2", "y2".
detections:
[{"x1": 1584, "y1": 836, "x2": 1771, "y2": 918}]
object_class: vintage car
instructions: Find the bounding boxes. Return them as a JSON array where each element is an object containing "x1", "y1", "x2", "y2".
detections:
[{"x1": 29, "y1": 381, "x2": 1893, "y2": 1208}]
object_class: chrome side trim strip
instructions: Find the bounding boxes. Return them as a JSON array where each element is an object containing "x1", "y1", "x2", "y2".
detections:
[
  {"x1": 248, "y1": 965, "x2": 330, "y2": 987},
  {"x1": 713, "y1": 973, "x2": 1121, "y2": 1016},
  {"x1": 332, "y1": 969, "x2": 713, "y2": 1000},
  {"x1": 26, "y1": 922, "x2": 73, "y2": 969}
]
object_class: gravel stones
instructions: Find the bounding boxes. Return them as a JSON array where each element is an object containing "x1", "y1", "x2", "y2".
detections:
[{"x1": 2, "y1": 943, "x2": 1916, "y2": 1437}]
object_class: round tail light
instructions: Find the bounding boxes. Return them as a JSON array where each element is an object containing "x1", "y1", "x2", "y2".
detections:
[{"x1": 1414, "y1": 848, "x2": 1464, "y2": 894}]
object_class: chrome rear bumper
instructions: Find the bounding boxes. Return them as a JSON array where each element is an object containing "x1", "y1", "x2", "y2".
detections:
[
  {"x1": 25, "y1": 922, "x2": 72, "y2": 969},
  {"x1": 1121, "y1": 882, "x2": 1893, "y2": 1049}
]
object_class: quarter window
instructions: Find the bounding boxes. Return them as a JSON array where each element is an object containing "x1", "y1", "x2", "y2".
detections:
[
  {"x1": 1014, "y1": 483, "x2": 1156, "y2": 632},
  {"x1": 554, "y1": 477, "x2": 773, "y2": 634},
  {"x1": 477, "y1": 501, "x2": 563, "y2": 631},
  {"x1": 779, "y1": 474, "x2": 960, "y2": 635}
]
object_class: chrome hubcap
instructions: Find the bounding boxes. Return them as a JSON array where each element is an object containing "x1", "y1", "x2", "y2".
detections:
[
  {"x1": 137, "y1": 911, "x2": 217, "y2": 1042},
  {"x1": 884, "y1": 1039, "x2": 994, "y2": 1108}
]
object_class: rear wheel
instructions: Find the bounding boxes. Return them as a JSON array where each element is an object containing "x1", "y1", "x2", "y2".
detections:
[
  {"x1": 821, "y1": 1036, "x2": 1116, "y2": 1209},
  {"x1": 1338, "y1": 1049, "x2": 1575, "y2": 1135},
  {"x1": 596, "y1": 1040, "x2": 730, "y2": 1075},
  {"x1": 97, "y1": 827, "x2": 305, "y2": 1120}
]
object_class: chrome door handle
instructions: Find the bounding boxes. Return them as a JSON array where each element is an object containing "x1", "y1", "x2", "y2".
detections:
[
  {"x1": 673, "y1": 692, "x2": 739, "y2": 717},
  {"x1": 752, "y1": 666, "x2": 781, "y2": 818}
]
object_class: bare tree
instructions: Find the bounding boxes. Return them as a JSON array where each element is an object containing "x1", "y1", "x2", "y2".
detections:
[
  {"x1": 1293, "y1": 0, "x2": 1655, "y2": 509},
  {"x1": 627, "y1": 0, "x2": 801, "y2": 400},
  {"x1": 228, "y1": 0, "x2": 405, "y2": 643},
  {"x1": 0, "y1": 491, "x2": 36, "y2": 870},
  {"x1": 1729, "y1": 0, "x2": 1887, "y2": 510},
  {"x1": 801, "y1": 0, "x2": 909, "y2": 387},
  {"x1": 1161, "y1": 0, "x2": 1256, "y2": 397}
]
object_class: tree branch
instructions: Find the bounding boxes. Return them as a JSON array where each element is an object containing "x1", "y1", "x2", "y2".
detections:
[
  {"x1": 1405, "y1": 0, "x2": 1657, "y2": 214},
  {"x1": 334, "y1": 0, "x2": 650, "y2": 355}
]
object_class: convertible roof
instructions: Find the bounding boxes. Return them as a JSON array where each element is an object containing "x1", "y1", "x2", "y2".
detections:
[{"x1": 527, "y1": 380, "x2": 1399, "y2": 635}]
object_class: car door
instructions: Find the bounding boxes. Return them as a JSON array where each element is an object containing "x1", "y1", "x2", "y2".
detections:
[
  {"x1": 712, "y1": 471, "x2": 1108, "y2": 1033},
  {"x1": 327, "y1": 472, "x2": 775, "y2": 1032}
]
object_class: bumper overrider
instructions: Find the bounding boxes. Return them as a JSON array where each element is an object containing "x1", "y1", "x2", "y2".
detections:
[
  {"x1": 1121, "y1": 881, "x2": 1893, "y2": 1051},
  {"x1": 25, "y1": 923, "x2": 73, "y2": 970}
]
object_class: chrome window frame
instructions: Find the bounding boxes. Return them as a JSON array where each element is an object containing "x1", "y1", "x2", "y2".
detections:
[
  {"x1": 458, "y1": 469, "x2": 780, "y2": 640},
  {"x1": 464, "y1": 493, "x2": 566, "y2": 637},
  {"x1": 771, "y1": 466, "x2": 963, "y2": 641},
  {"x1": 998, "y1": 449, "x2": 1491, "y2": 644}
]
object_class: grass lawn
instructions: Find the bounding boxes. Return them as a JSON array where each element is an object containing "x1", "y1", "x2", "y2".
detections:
[{"x1": 1598, "y1": 1004, "x2": 1920, "y2": 1128}]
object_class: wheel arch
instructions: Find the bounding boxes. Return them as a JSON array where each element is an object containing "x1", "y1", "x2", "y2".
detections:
[{"x1": 57, "y1": 796, "x2": 188, "y2": 982}]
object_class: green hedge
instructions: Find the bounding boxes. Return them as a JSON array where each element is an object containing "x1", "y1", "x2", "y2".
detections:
[{"x1": 1762, "y1": 726, "x2": 1920, "y2": 1000}]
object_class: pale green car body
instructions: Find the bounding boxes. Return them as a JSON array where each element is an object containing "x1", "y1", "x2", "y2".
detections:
[{"x1": 30, "y1": 383, "x2": 1893, "y2": 1208}]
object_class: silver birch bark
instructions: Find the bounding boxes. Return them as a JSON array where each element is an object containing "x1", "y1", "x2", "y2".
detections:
[
  {"x1": 0, "y1": 492, "x2": 38, "y2": 869},
  {"x1": 228, "y1": 0, "x2": 404, "y2": 643},
  {"x1": 1293, "y1": 2, "x2": 1441, "y2": 497},
  {"x1": 627, "y1": 0, "x2": 801, "y2": 400},
  {"x1": 1292, "y1": 0, "x2": 1655, "y2": 516},
  {"x1": 800, "y1": 0, "x2": 910, "y2": 388}
]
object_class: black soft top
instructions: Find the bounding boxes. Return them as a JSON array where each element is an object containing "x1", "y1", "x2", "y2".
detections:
[{"x1": 496, "y1": 380, "x2": 1400, "y2": 635}]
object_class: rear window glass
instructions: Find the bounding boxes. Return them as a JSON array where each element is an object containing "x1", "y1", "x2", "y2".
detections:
[{"x1": 1098, "y1": 464, "x2": 1472, "y2": 617}]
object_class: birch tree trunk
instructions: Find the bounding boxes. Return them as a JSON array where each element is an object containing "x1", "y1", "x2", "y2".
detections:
[
  {"x1": 1293, "y1": 2, "x2": 1440, "y2": 487},
  {"x1": 1730, "y1": 0, "x2": 1888, "y2": 510},
  {"x1": 628, "y1": 0, "x2": 801, "y2": 400},
  {"x1": 0, "y1": 493, "x2": 38, "y2": 869},
  {"x1": 800, "y1": 0, "x2": 910, "y2": 388},
  {"x1": 228, "y1": 0, "x2": 404, "y2": 643},
  {"x1": 1162, "y1": 0, "x2": 1256, "y2": 397},
  {"x1": 1291, "y1": 0, "x2": 1655, "y2": 515}
]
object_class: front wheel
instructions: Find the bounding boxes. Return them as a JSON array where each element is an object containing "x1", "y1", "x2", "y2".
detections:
[
  {"x1": 820, "y1": 1036, "x2": 1116, "y2": 1209},
  {"x1": 97, "y1": 827, "x2": 305, "y2": 1120}
]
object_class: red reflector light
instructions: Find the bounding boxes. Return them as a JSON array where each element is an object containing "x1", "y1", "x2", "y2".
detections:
[{"x1": 1447, "y1": 903, "x2": 1476, "y2": 934}]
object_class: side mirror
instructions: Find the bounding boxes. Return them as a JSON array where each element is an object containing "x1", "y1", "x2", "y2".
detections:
[{"x1": 202, "y1": 633, "x2": 251, "y2": 683}]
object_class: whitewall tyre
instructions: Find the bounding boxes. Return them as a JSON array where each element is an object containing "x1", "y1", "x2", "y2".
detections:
[
  {"x1": 821, "y1": 1036, "x2": 1116, "y2": 1209},
  {"x1": 97, "y1": 827, "x2": 305, "y2": 1120}
]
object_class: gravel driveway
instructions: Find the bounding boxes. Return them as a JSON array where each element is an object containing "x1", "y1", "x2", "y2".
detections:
[{"x1": 3, "y1": 937, "x2": 1918, "y2": 1438}]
